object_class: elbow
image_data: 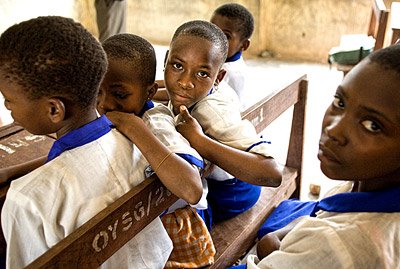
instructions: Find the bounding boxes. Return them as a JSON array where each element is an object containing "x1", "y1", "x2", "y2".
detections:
[{"x1": 185, "y1": 182, "x2": 203, "y2": 205}]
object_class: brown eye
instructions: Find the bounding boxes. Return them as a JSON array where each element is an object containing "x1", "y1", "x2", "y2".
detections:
[{"x1": 361, "y1": 120, "x2": 381, "y2": 133}]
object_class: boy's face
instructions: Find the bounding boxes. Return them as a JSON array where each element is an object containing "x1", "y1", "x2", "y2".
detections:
[
  {"x1": 97, "y1": 58, "x2": 155, "y2": 115},
  {"x1": 0, "y1": 71, "x2": 52, "y2": 135},
  {"x1": 211, "y1": 14, "x2": 248, "y2": 58},
  {"x1": 318, "y1": 61, "x2": 400, "y2": 185},
  {"x1": 164, "y1": 35, "x2": 224, "y2": 115}
]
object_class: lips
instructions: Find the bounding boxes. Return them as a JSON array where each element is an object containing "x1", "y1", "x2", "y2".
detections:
[{"x1": 318, "y1": 144, "x2": 341, "y2": 165}]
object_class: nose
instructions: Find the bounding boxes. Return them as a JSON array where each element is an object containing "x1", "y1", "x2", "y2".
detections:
[
  {"x1": 325, "y1": 114, "x2": 347, "y2": 146},
  {"x1": 97, "y1": 91, "x2": 116, "y2": 114},
  {"x1": 177, "y1": 72, "x2": 194, "y2": 90}
]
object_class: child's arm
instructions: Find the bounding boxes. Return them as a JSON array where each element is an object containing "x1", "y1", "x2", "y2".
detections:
[
  {"x1": 257, "y1": 216, "x2": 307, "y2": 259},
  {"x1": 0, "y1": 156, "x2": 46, "y2": 183},
  {"x1": 176, "y1": 106, "x2": 283, "y2": 187},
  {"x1": 105, "y1": 111, "x2": 202, "y2": 205}
]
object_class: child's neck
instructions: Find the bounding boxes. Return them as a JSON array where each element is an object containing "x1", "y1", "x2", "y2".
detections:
[{"x1": 56, "y1": 109, "x2": 98, "y2": 139}]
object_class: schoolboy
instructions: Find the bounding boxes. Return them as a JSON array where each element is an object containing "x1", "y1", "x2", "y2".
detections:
[
  {"x1": 164, "y1": 20, "x2": 283, "y2": 225},
  {"x1": 0, "y1": 16, "x2": 172, "y2": 268},
  {"x1": 210, "y1": 3, "x2": 254, "y2": 109},
  {"x1": 97, "y1": 33, "x2": 214, "y2": 268},
  {"x1": 240, "y1": 44, "x2": 400, "y2": 269}
]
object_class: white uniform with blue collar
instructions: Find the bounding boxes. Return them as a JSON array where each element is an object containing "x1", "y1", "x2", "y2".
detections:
[
  {"x1": 170, "y1": 82, "x2": 273, "y2": 223},
  {"x1": 1, "y1": 116, "x2": 173, "y2": 269},
  {"x1": 246, "y1": 182, "x2": 400, "y2": 269}
]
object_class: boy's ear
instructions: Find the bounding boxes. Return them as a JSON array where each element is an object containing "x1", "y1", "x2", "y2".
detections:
[
  {"x1": 146, "y1": 82, "x2": 159, "y2": 100},
  {"x1": 241, "y1": 39, "x2": 250, "y2": 52},
  {"x1": 215, "y1": 68, "x2": 227, "y2": 86},
  {"x1": 46, "y1": 98, "x2": 65, "y2": 123}
]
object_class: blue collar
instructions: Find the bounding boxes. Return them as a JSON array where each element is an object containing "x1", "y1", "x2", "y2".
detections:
[
  {"x1": 139, "y1": 100, "x2": 155, "y2": 117},
  {"x1": 186, "y1": 88, "x2": 214, "y2": 113},
  {"x1": 311, "y1": 186, "x2": 400, "y2": 216},
  {"x1": 47, "y1": 115, "x2": 113, "y2": 162},
  {"x1": 225, "y1": 51, "x2": 242, "y2": 63}
]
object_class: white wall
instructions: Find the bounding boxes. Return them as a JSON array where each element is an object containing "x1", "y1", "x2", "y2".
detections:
[{"x1": 0, "y1": 0, "x2": 75, "y2": 35}]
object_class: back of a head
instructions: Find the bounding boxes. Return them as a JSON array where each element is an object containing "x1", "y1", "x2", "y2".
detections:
[
  {"x1": 213, "y1": 3, "x2": 254, "y2": 40},
  {"x1": 0, "y1": 16, "x2": 107, "y2": 110},
  {"x1": 102, "y1": 33, "x2": 156, "y2": 86},
  {"x1": 172, "y1": 20, "x2": 228, "y2": 66},
  {"x1": 368, "y1": 44, "x2": 400, "y2": 75}
]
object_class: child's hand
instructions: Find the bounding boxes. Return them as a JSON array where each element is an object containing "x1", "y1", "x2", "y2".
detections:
[
  {"x1": 257, "y1": 233, "x2": 280, "y2": 259},
  {"x1": 105, "y1": 111, "x2": 143, "y2": 135},
  {"x1": 176, "y1": 105, "x2": 205, "y2": 142}
]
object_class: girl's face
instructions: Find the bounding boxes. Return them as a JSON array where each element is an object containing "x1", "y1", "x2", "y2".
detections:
[
  {"x1": 97, "y1": 58, "x2": 155, "y2": 116},
  {"x1": 211, "y1": 14, "x2": 248, "y2": 58},
  {"x1": 164, "y1": 35, "x2": 224, "y2": 115},
  {"x1": 318, "y1": 61, "x2": 400, "y2": 190},
  {"x1": 0, "y1": 70, "x2": 52, "y2": 135}
]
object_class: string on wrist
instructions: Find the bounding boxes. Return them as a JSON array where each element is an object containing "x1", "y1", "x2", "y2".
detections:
[{"x1": 154, "y1": 151, "x2": 173, "y2": 174}]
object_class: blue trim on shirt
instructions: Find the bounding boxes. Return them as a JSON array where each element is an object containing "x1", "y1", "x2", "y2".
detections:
[
  {"x1": 311, "y1": 186, "x2": 400, "y2": 216},
  {"x1": 245, "y1": 140, "x2": 271, "y2": 152},
  {"x1": 47, "y1": 115, "x2": 113, "y2": 162},
  {"x1": 139, "y1": 100, "x2": 155, "y2": 117},
  {"x1": 225, "y1": 51, "x2": 242, "y2": 63},
  {"x1": 176, "y1": 153, "x2": 204, "y2": 169}
]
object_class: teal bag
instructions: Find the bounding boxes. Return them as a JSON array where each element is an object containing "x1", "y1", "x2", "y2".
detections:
[
  {"x1": 328, "y1": 46, "x2": 373, "y2": 65},
  {"x1": 328, "y1": 34, "x2": 375, "y2": 65}
]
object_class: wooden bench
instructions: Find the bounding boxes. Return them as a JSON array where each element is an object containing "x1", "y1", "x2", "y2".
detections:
[
  {"x1": 208, "y1": 75, "x2": 307, "y2": 269},
  {"x1": 0, "y1": 74, "x2": 307, "y2": 268}
]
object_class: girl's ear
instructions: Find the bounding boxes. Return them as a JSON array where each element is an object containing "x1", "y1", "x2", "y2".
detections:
[
  {"x1": 146, "y1": 82, "x2": 159, "y2": 100},
  {"x1": 47, "y1": 98, "x2": 65, "y2": 123},
  {"x1": 215, "y1": 68, "x2": 227, "y2": 86},
  {"x1": 241, "y1": 39, "x2": 250, "y2": 52}
]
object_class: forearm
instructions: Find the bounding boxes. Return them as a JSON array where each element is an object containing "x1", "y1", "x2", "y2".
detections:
[
  {"x1": 123, "y1": 123, "x2": 202, "y2": 204},
  {"x1": 192, "y1": 135, "x2": 283, "y2": 187}
]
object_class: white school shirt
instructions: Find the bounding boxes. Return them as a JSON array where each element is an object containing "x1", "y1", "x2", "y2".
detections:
[
  {"x1": 171, "y1": 82, "x2": 273, "y2": 182},
  {"x1": 247, "y1": 182, "x2": 400, "y2": 269},
  {"x1": 142, "y1": 102, "x2": 207, "y2": 211},
  {"x1": 1, "y1": 117, "x2": 172, "y2": 269},
  {"x1": 223, "y1": 55, "x2": 247, "y2": 110}
]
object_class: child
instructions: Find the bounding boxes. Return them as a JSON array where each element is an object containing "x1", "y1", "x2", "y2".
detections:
[
  {"x1": 240, "y1": 44, "x2": 400, "y2": 269},
  {"x1": 210, "y1": 3, "x2": 254, "y2": 110},
  {"x1": 0, "y1": 16, "x2": 174, "y2": 268},
  {"x1": 96, "y1": 33, "x2": 215, "y2": 268},
  {"x1": 164, "y1": 20, "x2": 283, "y2": 225}
]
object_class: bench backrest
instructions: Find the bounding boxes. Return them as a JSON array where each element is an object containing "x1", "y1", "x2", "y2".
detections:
[
  {"x1": 208, "y1": 75, "x2": 307, "y2": 268},
  {"x1": 2, "y1": 74, "x2": 307, "y2": 268}
]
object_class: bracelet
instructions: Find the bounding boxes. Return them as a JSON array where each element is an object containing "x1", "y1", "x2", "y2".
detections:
[{"x1": 154, "y1": 152, "x2": 173, "y2": 173}]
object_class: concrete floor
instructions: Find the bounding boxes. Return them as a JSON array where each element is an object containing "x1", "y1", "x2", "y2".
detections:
[{"x1": 0, "y1": 45, "x2": 344, "y2": 201}]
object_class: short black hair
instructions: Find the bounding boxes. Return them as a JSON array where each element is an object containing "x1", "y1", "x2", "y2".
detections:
[
  {"x1": 213, "y1": 3, "x2": 254, "y2": 40},
  {"x1": 172, "y1": 20, "x2": 228, "y2": 66},
  {"x1": 0, "y1": 16, "x2": 107, "y2": 109},
  {"x1": 102, "y1": 33, "x2": 156, "y2": 86},
  {"x1": 368, "y1": 44, "x2": 400, "y2": 75}
]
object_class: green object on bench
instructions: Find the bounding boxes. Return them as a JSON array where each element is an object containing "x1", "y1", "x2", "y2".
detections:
[{"x1": 328, "y1": 47, "x2": 373, "y2": 65}]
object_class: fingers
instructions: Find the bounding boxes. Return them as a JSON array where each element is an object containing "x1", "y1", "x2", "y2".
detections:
[{"x1": 179, "y1": 105, "x2": 191, "y2": 121}]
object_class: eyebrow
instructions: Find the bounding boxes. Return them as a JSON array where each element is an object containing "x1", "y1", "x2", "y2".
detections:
[
  {"x1": 337, "y1": 85, "x2": 396, "y2": 123},
  {"x1": 171, "y1": 55, "x2": 213, "y2": 70}
]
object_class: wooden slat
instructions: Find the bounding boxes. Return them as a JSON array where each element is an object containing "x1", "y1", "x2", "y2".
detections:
[
  {"x1": 209, "y1": 168, "x2": 297, "y2": 269},
  {"x1": 26, "y1": 175, "x2": 178, "y2": 268}
]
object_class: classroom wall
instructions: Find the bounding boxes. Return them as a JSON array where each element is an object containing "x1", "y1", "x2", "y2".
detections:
[{"x1": 0, "y1": 0, "x2": 398, "y2": 63}]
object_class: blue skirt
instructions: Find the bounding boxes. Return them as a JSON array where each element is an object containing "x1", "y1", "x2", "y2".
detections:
[{"x1": 207, "y1": 177, "x2": 261, "y2": 224}]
